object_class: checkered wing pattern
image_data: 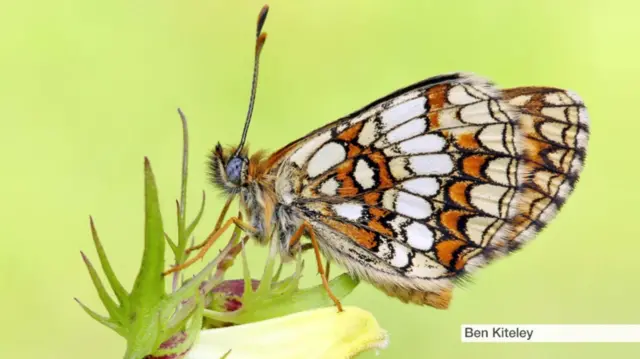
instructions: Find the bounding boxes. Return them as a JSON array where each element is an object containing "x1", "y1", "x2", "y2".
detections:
[{"x1": 273, "y1": 72, "x2": 589, "y2": 307}]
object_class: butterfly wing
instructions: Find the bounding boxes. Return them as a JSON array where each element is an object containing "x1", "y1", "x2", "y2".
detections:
[
  {"x1": 497, "y1": 87, "x2": 588, "y2": 248},
  {"x1": 273, "y1": 73, "x2": 589, "y2": 308}
]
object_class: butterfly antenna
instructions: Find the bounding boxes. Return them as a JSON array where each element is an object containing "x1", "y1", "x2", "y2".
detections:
[{"x1": 235, "y1": 4, "x2": 269, "y2": 157}]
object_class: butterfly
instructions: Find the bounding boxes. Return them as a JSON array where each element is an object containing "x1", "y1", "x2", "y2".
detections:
[{"x1": 164, "y1": 5, "x2": 590, "y2": 311}]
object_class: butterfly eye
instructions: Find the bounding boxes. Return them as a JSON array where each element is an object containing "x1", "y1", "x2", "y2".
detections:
[{"x1": 225, "y1": 156, "x2": 246, "y2": 185}]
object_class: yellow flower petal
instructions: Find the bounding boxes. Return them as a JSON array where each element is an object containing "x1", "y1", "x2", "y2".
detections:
[{"x1": 187, "y1": 306, "x2": 388, "y2": 359}]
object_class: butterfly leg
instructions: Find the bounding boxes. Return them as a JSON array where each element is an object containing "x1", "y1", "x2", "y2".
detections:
[
  {"x1": 325, "y1": 260, "x2": 331, "y2": 280},
  {"x1": 186, "y1": 196, "x2": 234, "y2": 254},
  {"x1": 289, "y1": 222, "x2": 344, "y2": 312},
  {"x1": 163, "y1": 216, "x2": 256, "y2": 276}
]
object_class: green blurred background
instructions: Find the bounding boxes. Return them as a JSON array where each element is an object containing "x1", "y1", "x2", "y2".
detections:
[{"x1": 1, "y1": 0, "x2": 638, "y2": 358}]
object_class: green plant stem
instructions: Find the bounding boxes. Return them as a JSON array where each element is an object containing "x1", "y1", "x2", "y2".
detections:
[{"x1": 173, "y1": 108, "x2": 190, "y2": 292}]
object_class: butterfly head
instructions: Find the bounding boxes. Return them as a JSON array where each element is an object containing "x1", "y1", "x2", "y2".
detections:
[
  {"x1": 225, "y1": 155, "x2": 247, "y2": 185},
  {"x1": 209, "y1": 5, "x2": 269, "y2": 194},
  {"x1": 210, "y1": 143, "x2": 249, "y2": 193}
]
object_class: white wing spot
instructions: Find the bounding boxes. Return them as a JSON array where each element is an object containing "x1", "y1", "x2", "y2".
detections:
[
  {"x1": 358, "y1": 119, "x2": 378, "y2": 146},
  {"x1": 389, "y1": 157, "x2": 410, "y2": 180},
  {"x1": 395, "y1": 191, "x2": 432, "y2": 219},
  {"x1": 307, "y1": 142, "x2": 346, "y2": 178},
  {"x1": 405, "y1": 222, "x2": 434, "y2": 250},
  {"x1": 398, "y1": 134, "x2": 446, "y2": 154},
  {"x1": 333, "y1": 203, "x2": 363, "y2": 221},
  {"x1": 289, "y1": 132, "x2": 332, "y2": 167},
  {"x1": 401, "y1": 177, "x2": 439, "y2": 197},
  {"x1": 386, "y1": 118, "x2": 426, "y2": 144},
  {"x1": 319, "y1": 178, "x2": 339, "y2": 196},
  {"x1": 354, "y1": 159, "x2": 376, "y2": 190},
  {"x1": 409, "y1": 154, "x2": 454, "y2": 175},
  {"x1": 436, "y1": 108, "x2": 465, "y2": 128},
  {"x1": 389, "y1": 242, "x2": 410, "y2": 268},
  {"x1": 382, "y1": 189, "x2": 398, "y2": 212},
  {"x1": 380, "y1": 97, "x2": 426, "y2": 130}
]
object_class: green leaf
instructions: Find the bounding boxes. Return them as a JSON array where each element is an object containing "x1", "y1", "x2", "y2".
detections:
[
  {"x1": 80, "y1": 251, "x2": 125, "y2": 324},
  {"x1": 89, "y1": 217, "x2": 130, "y2": 311},
  {"x1": 254, "y1": 236, "x2": 279, "y2": 298},
  {"x1": 129, "y1": 157, "x2": 166, "y2": 306},
  {"x1": 177, "y1": 108, "x2": 189, "y2": 221},
  {"x1": 165, "y1": 233, "x2": 178, "y2": 256},
  {"x1": 271, "y1": 261, "x2": 284, "y2": 283},
  {"x1": 74, "y1": 298, "x2": 127, "y2": 336},
  {"x1": 123, "y1": 158, "x2": 168, "y2": 359},
  {"x1": 185, "y1": 191, "x2": 206, "y2": 238},
  {"x1": 174, "y1": 108, "x2": 191, "y2": 266},
  {"x1": 240, "y1": 241, "x2": 255, "y2": 301},
  {"x1": 176, "y1": 200, "x2": 187, "y2": 260}
]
